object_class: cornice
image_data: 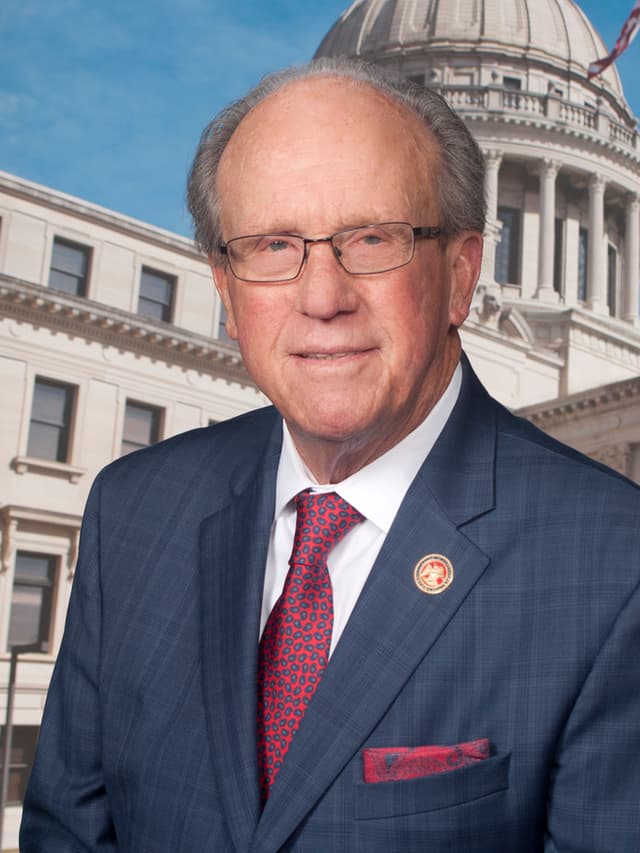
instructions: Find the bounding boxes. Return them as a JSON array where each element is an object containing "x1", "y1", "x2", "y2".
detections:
[
  {"x1": 0, "y1": 504, "x2": 82, "y2": 577},
  {"x1": 0, "y1": 171, "x2": 200, "y2": 260},
  {"x1": 518, "y1": 374, "x2": 640, "y2": 427},
  {"x1": 0, "y1": 274, "x2": 255, "y2": 388},
  {"x1": 0, "y1": 504, "x2": 82, "y2": 529}
]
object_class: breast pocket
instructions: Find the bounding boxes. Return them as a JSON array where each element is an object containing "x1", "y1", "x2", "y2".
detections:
[{"x1": 355, "y1": 752, "x2": 511, "y2": 819}]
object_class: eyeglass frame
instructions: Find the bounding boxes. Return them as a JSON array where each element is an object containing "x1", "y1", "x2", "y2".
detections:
[{"x1": 217, "y1": 222, "x2": 443, "y2": 283}]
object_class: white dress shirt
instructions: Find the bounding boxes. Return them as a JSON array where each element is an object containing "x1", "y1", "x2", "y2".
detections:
[{"x1": 260, "y1": 363, "x2": 462, "y2": 656}]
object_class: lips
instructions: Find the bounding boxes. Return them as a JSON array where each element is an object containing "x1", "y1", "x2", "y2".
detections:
[
  {"x1": 295, "y1": 346, "x2": 376, "y2": 361},
  {"x1": 300, "y1": 352, "x2": 355, "y2": 359}
]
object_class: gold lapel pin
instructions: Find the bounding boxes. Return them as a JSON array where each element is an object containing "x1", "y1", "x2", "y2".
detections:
[{"x1": 414, "y1": 554, "x2": 454, "y2": 595}]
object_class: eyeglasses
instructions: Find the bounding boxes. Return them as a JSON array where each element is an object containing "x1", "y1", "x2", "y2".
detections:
[{"x1": 218, "y1": 222, "x2": 442, "y2": 283}]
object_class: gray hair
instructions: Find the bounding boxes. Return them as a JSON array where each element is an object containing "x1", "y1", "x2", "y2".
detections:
[{"x1": 187, "y1": 56, "x2": 486, "y2": 257}]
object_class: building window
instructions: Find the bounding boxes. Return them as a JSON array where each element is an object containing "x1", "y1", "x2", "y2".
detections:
[
  {"x1": 121, "y1": 401, "x2": 162, "y2": 455},
  {"x1": 406, "y1": 73, "x2": 425, "y2": 86},
  {"x1": 608, "y1": 244, "x2": 617, "y2": 316},
  {"x1": 8, "y1": 552, "x2": 56, "y2": 651},
  {"x1": 553, "y1": 218, "x2": 564, "y2": 294},
  {"x1": 27, "y1": 378, "x2": 75, "y2": 462},
  {"x1": 496, "y1": 207, "x2": 521, "y2": 285},
  {"x1": 138, "y1": 267, "x2": 175, "y2": 322},
  {"x1": 503, "y1": 77, "x2": 522, "y2": 109},
  {"x1": 48, "y1": 237, "x2": 91, "y2": 297},
  {"x1": 0, "y1": 726, "x2": 39, "y2": 805},
  {"x1": 578, "y1": 227, "x2": 588, "y2": 302}
]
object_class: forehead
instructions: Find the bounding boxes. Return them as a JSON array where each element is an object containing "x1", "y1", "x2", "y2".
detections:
[{"x1": 216, "y1": 77, "x2": 440, "y2": 234}]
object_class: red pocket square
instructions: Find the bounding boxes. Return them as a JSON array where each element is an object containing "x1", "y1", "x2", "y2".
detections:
[{"x1": 362, "y1": 738, "x2": 490, "y2": 783}]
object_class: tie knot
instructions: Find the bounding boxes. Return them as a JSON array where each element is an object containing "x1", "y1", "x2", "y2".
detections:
[{"x1": 291, "y1": 490, "x2": 364, "y2": 567}]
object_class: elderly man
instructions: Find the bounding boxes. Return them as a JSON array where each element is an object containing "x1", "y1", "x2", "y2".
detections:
[{"x1": 21, "y1": 58, "x2": 640, "y2": 852}]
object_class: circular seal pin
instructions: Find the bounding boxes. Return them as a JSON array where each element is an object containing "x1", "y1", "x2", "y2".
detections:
[{"x1": 414, "y1": 554, "x2": 454, "y2": 595}]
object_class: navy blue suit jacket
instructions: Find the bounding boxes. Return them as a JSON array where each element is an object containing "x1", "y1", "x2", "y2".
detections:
[{"x1": 21, "y1": 359, "x2": 640, "y2": 851}]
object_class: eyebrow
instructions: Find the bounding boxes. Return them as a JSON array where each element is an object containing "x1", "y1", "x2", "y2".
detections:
[{"x1": 234, "y1": 217, "x2": 405, "y2": 236}]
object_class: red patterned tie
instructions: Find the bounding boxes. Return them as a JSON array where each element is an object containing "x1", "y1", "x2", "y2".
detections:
[{"x1": 257, "y1": 490, "x2": 364, "y2": 801}]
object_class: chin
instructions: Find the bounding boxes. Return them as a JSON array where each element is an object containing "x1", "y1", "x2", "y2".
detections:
[{"x1": 293, "y1": 410, "x2": 374, "y2": 446}]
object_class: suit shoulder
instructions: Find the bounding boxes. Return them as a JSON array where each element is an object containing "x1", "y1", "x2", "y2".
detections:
[
  {"x1": 96, "y1": 405, "x2": 280, "y2": 491},
  {"x1": 495, "y1": 404, "x2": 639, "y2": 496}
]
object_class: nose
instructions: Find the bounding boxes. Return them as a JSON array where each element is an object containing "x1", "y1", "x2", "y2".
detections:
[{"x1": 296, "y1": 240, "x2": 359, "y2": 320}]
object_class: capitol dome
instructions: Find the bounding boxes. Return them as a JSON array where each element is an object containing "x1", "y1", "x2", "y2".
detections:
[
  {"x1": 314, "y1": 0, "x2": 640, "y2": 415},
  {"x1": 315, "y1": 0, "x2": 630, "y2": 120}
]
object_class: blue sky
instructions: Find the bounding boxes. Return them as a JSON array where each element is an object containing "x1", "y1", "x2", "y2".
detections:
[{"x1": 1, "y1": 0, "x2": 639, "y2": 238}]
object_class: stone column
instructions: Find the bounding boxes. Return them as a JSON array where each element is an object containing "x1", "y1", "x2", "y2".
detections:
[
  {"x1": 586, "y1": 173, "x2": 607, "y2": 314},
  {"x1": 624, "y1": 192, "x2": 640, "y2": 326},
  {"x1": 536, "y1": 159, "x2": 560, "y2": 301},
  {"x1": 481, "y1": 149, "x2": 502, "y2": 282}
]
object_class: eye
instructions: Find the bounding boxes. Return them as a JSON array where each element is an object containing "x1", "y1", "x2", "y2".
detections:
[
  {"x1": 361, "y1": 233, "x2": 383, "y2": 245},
  {"x1": 348, "y1": 226, "x2": 394, "y2": 248},
  {"x1": 264, "y1": 238, "x2": 291, "y2": 253}
]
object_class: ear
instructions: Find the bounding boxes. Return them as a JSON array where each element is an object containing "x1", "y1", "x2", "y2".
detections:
[
  {"x1": 210, "y1": 259, "x2": 239, "y2": 341},
  {"x1": 447, "y1": 232, "x2": 483, "y2": 328}
]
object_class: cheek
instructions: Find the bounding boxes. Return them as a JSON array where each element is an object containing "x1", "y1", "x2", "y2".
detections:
[
  {"x1": 382, "y1": 275, "x2": 448, "y2": 344},
  {"x1": 232, "y1": 291, "x2": 290, "y2": 364}
]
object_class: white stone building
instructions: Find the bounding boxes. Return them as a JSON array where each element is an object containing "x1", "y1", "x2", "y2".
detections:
[
  {"x1": 0, "y1": 171, "x2": 263, "y2": 847},
  {"x1": 1, "y1": 0, "x2": 639, "y2": 846}
]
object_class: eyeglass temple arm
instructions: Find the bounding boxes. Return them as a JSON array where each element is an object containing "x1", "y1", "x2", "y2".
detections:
[{"x1": 412, "y1": 226, "x2": 441, "y2": 240}]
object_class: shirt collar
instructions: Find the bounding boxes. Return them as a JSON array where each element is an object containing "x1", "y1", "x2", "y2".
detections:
[{"x1": 274, "y1": 362, "x2": 462, "y2": 533}]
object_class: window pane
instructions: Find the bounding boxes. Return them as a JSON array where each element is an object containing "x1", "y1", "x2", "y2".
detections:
[
  {"x1": 121, "y1": 402, "x2": 161, "y2": 455},
  {"x1": 124, "y1": 405, "x2": 154, "y2": 444},
  {"x1": 30, "y1": 381, "x2": 68, "y2": 425},
  {"x1": 578, "y1": 228, "x2": 588, "y2": 302},
  {"x1": 49, "y1": 238, "x2": 90, "y2": 297},
  {"x1": 8, "y1": 552, "x2": 54, "y2": 649},
  {"x1": 48, "y1": 270, "x2": 82, "y2": 295},
  {"x1": 496, "y1": 207, "x2": 521, "y2": 285},
  {"x1": 13, "y1": 552, "x2": 53, "y2": 583},
  {"x1": 138, "y1": 268, "x2": 174, "y2": 322},
  {"x1": 553, "y1": 218, "x2": 564, "y2": 294},
  {"x1": 607, "y1": 245, "x2": 617, "y2": 316},
  {"x1": 140, "y1": 269, "x2": 171, "y2": 302},
  {"x1": 26, "y1": 422, "x2": 63, "y2": 460},
  {"x1": 3, "y1": 727, "x2": 39, "y2": 805},
  {"x1": 8, "y1": 586, "x2": 45, "y2": 646},
  {"x1": 51, "y1": 240, "x2": 87, "y2": 276},
  {"x1": 27, "y1": 379, "x2": 74, "y2": 462},
  {"x1": 137, "y1": 296, "x2": 166, "y2": 322}
]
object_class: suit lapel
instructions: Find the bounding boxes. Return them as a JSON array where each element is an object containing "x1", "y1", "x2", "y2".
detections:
[
  {"x1": 253, "y1": 359, "x2": 499, "y2": 853},
  {"x1": 200, "y1": 417, "x2": 281, "y2": 853}
]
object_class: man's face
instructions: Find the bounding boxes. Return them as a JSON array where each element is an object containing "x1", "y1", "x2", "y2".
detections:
[{"x1": 212, "y1": 77, "x2": 481, "y2": 481}]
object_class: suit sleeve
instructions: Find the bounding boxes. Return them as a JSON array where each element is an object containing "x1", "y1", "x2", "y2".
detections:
[
  {"x1": 545, "y1": 577, "x2": 640, "y2": 852},
  {"x1": 20, "y1": 474, "x2": 118, "y2": 851}
]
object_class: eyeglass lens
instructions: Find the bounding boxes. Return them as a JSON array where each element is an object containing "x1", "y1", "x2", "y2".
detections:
[{"x1": 226, "y1": 222, "x2": 416, "y2": 282}]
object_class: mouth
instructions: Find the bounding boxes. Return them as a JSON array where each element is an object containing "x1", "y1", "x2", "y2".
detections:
[{"x1": 299, "y1": 351, "x2": 359, "y2": 360}]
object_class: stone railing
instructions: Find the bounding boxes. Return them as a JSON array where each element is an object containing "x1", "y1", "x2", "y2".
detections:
[
  {"x1": 436, "y1": 84, "x2": 638, "y2": 154},
  {"x1": 559, "y1": 101, "x2": 596, "y2": 130}
]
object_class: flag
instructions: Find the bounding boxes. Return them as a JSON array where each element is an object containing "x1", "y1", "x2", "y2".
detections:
[{"x1": 588, "y1": 1, "x2": 640, "y2": 78}]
